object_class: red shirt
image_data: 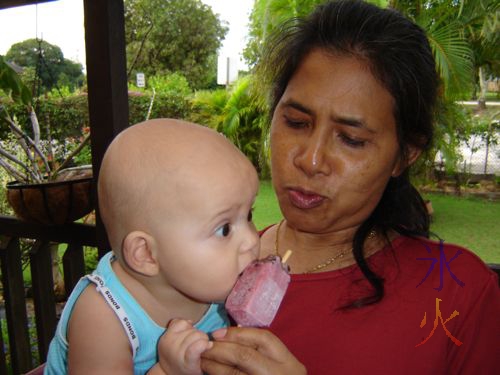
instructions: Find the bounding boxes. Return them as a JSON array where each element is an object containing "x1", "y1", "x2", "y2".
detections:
[{"x1": 267, "y1": 235, "x2": 500, "y2": 374}]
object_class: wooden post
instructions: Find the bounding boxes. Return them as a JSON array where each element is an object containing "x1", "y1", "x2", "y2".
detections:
[
  {"x1": 84, "y1": 0, "x2": 129, "y2": 257},
  {"x1": 29, "y1": 241, "x2": 57, "y2": 362},
  {"x1": 62, "y1": 243, "x2": 86, "y2": 296},
  {"x1": 0, "y1": 237, "x2": 32, "y2": 374}
]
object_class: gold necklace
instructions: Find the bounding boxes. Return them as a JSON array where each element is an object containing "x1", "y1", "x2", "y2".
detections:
[{"x1": 274, "y1": 219, "x2": 375, "y2": 274}]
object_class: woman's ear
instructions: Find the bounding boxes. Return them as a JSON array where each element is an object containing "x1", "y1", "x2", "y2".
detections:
[
  {"x1": 392, "y1": 145, "x2": 422, "y2": 177},
  {"x1": 122, "y1": 231, "x2": 158, "y2": 276}
]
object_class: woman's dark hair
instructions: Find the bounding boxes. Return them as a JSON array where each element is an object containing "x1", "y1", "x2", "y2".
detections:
[{"x1": 260, "y1": 0, "x2": 439, "y2": 307}]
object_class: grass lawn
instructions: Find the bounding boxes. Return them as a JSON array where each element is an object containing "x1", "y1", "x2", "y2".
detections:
[
  {"x1": 253, "y1": 181, "x2": 500, "y2": 264},
  {"x1": 423, "y1": 193, "x2": 500, "y2": 264},
  {"x1": 253, "y1": 180, "x2": 282, "y2": 229}
]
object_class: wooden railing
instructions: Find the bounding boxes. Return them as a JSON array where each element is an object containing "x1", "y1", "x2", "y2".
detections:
[
  {"x1": 0, "y1": 214, "x2": 97, "y2": 375},
  {"x1": 0, "y1": 214, "x2": 498, "y2": 375}
]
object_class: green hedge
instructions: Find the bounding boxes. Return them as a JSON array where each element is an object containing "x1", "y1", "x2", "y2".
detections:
[
  {"x1": 0, "y1": 95, "x2": 88, "y2": 140},
  {"x1": 128, "y1": 91, "x2": 190, "y2": 124},
  {"x1": 0, "y1": 91, "x2": 191, "y2": 140}
]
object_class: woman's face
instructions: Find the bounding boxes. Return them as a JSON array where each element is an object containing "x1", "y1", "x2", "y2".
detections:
[{"x1": 270, "y1": 49, "x2": 405, "y2": 234}]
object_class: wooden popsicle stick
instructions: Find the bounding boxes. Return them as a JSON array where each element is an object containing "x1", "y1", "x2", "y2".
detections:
[{"x1": 281, "y1": 249, "x2": 292, "y2": 264}]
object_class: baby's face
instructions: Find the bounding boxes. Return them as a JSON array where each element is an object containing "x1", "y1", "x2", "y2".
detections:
[{"x1": 150, "y1": 154, "x2": 260, "y2": 303}]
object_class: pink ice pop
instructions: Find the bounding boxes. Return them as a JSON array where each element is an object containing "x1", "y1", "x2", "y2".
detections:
[{"x1": 226, "y1": 252, "x2": 291, "y2": 327}]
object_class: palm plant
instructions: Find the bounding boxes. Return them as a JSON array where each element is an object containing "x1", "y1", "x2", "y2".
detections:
[
  {"x1": 458, "y1": 0, "x2": 499, "y2": 106},
  {"x1": 243, "y1": 0, "x2": 322, "y2": 68},
  {"x1": 389, "y1": 0, "x2": 499, "y2": 173},
  {"x1": 389, "y1": 0, "x2": 479, "y2": 99},
  {"x1": 189, "y1": 76, "x2": 270, "y2": 176}
]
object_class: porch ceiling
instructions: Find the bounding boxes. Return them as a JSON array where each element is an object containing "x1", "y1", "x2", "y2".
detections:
[{"x1": 0, "y1": 0, "x2": 56, "y2": 10}]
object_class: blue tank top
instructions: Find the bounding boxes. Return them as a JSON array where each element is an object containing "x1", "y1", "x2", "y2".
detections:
[{"x1": 45, "y1": 252, "x2": 229, "y2": 374}]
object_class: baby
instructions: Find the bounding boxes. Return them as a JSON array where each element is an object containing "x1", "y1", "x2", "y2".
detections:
[{"x1": 45, "y1": 119, "x2": 260, "y2": 374}]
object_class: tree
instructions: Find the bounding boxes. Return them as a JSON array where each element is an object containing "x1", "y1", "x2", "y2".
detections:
[
  {"x1": 456, "y1": 0, "x2": 499, "y2": 106},
  {"x1": 243, "y1": 0, "x2": 321, "y2": 68},
  {"x1": 5, "y1": 39, "x2": 84, "y2": 94},
  {"x1": 125, "y1": 0, "x2": 228, "y2": 89}
]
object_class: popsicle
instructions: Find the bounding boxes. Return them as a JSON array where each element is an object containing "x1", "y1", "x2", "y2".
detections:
[{"x1": 226, "y1": 250, "x2": 292, "y2": 327}]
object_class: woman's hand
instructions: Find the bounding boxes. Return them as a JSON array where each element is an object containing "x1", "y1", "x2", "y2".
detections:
[{"x1": 200, "y1": 327, "x2": 306, "y2": 375}]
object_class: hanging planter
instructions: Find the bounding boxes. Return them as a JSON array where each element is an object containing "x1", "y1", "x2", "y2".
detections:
[
  {"x1": 6, "y1": 167, "x2": 94, "y2": 225},
  {"x1": 1, "y1": 57, "x2": 95, "y2": 225}
]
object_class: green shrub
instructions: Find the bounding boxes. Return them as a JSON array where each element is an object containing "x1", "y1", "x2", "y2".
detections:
[
  {"x1": 128, "y1": 91, "x2": 191, "y2": 124},
  {"x1": 147, "y1": 72, "x2": 192, "y2": 97}
]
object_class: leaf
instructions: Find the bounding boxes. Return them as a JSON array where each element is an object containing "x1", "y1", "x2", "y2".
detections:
[
  {"x1": 424, "y1": 19, "x2": 473, "y2": 98},
  {"x1": 0, "y1": 55, "x2": 32, "y2": 106}
]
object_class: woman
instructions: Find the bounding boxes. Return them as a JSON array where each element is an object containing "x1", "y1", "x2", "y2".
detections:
[{"x1": 201, "y1": 1, "x2": 500, "y2": 374}]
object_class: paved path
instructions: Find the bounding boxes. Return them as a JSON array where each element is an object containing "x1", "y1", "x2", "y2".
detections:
[{"x1": 456, "y1": 101, "x2": 500, "y2": 106}]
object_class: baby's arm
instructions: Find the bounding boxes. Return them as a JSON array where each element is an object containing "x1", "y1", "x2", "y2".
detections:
[
  {"x1": 148, "y1": 319, "x2": 212, "y2": 375},
  {"x1": 67, "y1": 285, "x2": 134, "y2": 374}
]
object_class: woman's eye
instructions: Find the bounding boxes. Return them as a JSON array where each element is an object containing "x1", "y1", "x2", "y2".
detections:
[
  {"x1": 247, "y1": 209, "x2": 253, "y2": 222},
  {"x1": 215, "y1": 223, "x2": 231, "y2": 237},
  {"x1": 283, "y1": 115, "x2": 308, "y2": 129},
  {"x1": 339, "y1": 133, "x2": 366, "y2": 148}
]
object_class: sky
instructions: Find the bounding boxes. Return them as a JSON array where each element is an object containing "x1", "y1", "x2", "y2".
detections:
[{"x1": 0, "y1": 0, "x2": 254, "y2": 71}]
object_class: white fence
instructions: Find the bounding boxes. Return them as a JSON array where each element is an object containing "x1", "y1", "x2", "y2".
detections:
[{"x1": 456, "y1": 136, "x2": 500, "y2": 175}]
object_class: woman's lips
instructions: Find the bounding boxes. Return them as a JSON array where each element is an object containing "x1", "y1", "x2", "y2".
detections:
[{"x1": 288, "y1": 189, "x2": 325, "y2": 209}]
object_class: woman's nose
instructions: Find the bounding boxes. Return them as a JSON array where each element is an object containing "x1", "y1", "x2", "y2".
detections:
[{"x1": 294, "y1": 129, "x2": 332, "y2": 176}]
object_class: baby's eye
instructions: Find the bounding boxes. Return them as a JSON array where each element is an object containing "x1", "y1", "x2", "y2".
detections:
[
  {"x1": 215, "y1": 223, "x2": 231, "y2": 237},
  {"x1": 247, "y1": 209, "x2": 253, "y2": 222}
]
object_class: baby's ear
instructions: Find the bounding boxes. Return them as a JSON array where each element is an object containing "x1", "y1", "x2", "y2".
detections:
[{"x1": 122, "y1": 231, "x2": 158, "y2": 276}]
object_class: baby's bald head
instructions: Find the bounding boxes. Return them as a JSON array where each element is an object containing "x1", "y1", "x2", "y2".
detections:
[{"x1": 98, "y1": 118, "x2": 256, "y2": 252}]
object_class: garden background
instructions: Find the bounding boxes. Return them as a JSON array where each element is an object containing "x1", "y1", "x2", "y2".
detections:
[{"x1": 0, "y1": 0, "x2": 498, "y2": 371}]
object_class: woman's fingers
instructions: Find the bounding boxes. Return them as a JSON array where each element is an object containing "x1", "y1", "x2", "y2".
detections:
[
  {"x1": 201, "y1": 327, "x2": 306, "y2": 375},
  {"x1": 201, "y1": 357, "x2": 248, "y2": 375},
  {"x1": 200, "y1": 340, "x2": 258, "y2": 375},
  {"x1": 213, "y1": 327, "x2": 298, "y2": 362}
]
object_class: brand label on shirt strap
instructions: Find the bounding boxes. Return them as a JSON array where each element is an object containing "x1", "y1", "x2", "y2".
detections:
[{"x1": 86, "y1": 274, "x2": 139, "y2": 357}]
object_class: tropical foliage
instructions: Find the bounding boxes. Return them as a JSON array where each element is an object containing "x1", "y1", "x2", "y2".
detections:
[
  {"x1": 388, "y1": 0, "x2": 498, "y2": 172},
  {"x1": 389, "y1": 0, "x2": 499, "y2": 101},
  {"x1": 124, "y1": 0, "x2": 228, "y2": 89},
  {"x1": 243, "y1": 0, "x2": 392, "y2": 68},
  {"x1": 189, "y1": 76, "x2": 270, "y2": 176},
  {"x1": 243, "y1": 0, "x2": 321, "y2": 68}
]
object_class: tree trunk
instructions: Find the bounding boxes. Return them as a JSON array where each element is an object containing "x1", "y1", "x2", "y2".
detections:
[{"x1": 478, "y1": 66, "x2": 487, "y2": 110}]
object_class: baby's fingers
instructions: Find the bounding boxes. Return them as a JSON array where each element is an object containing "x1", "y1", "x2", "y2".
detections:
[
  {"x1": 167, "y1": 318, "x2": 194, "y2": 333},
  {"x1": 184, "y1": 334, "x2": 212, "y2": 364}
]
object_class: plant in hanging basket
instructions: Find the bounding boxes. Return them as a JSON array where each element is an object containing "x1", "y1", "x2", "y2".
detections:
[
  {"x1": 1, "y1": 56, "x2": 94, "y2": 224},
  {"x1": 6, "y1": 170, "x2": 93, "y2": 225}
]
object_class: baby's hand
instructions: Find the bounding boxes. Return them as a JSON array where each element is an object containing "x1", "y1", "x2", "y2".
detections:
[{"x1": 157, "y1": 318, "x2": 212, "y2": 375}]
